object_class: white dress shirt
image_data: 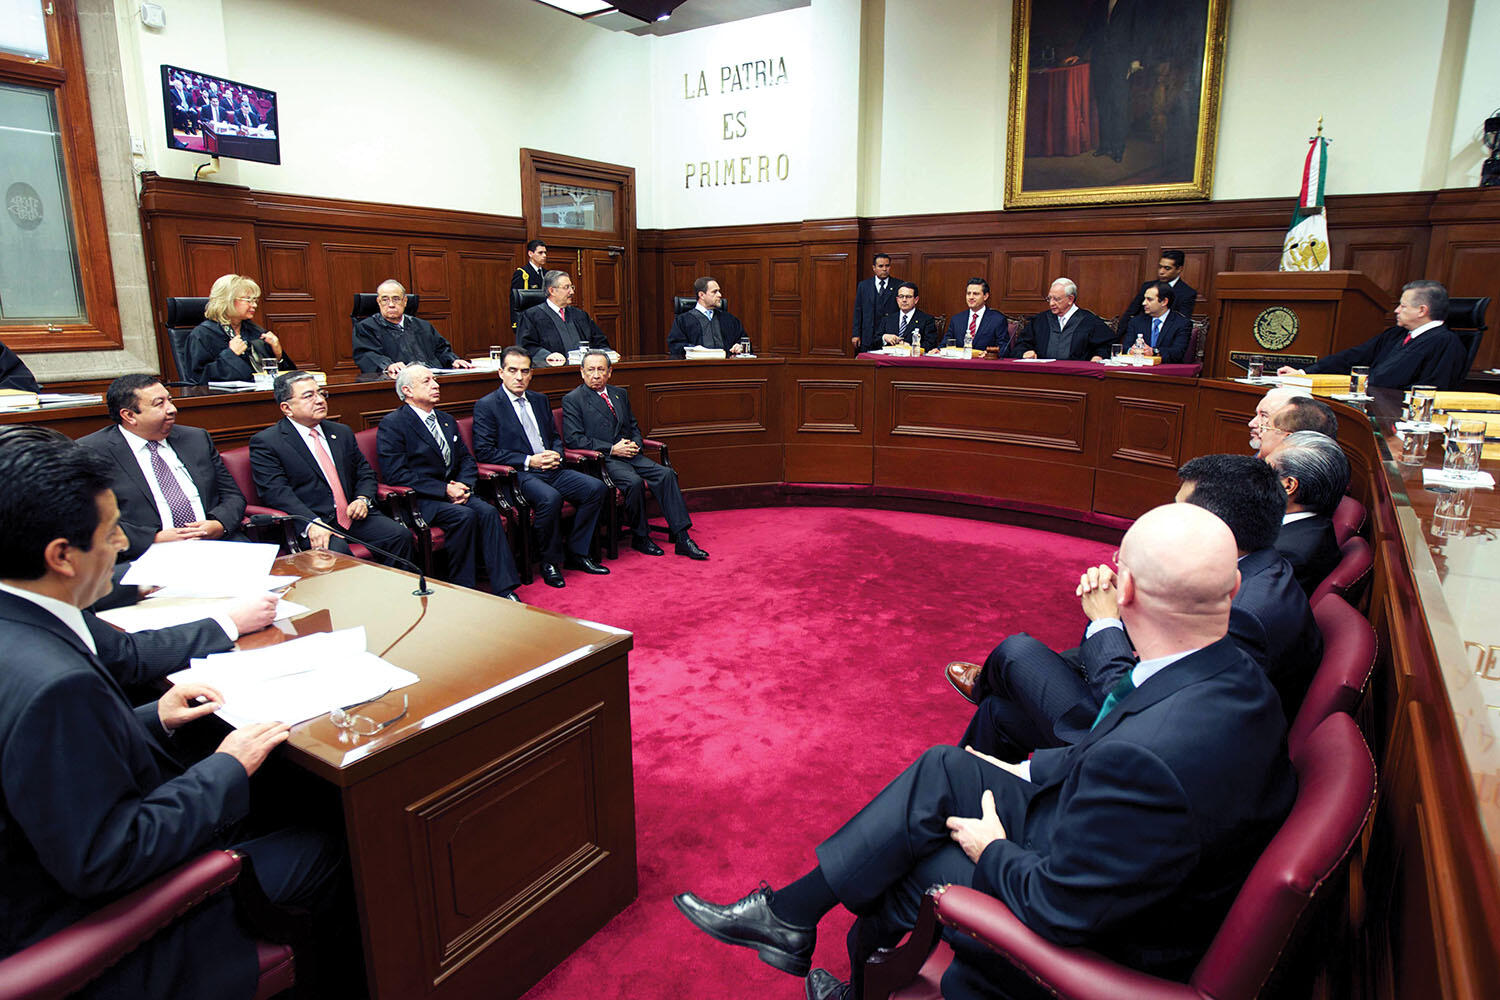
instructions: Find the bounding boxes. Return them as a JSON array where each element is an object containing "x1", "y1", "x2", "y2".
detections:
[
  {"x1": 1406, "y1": 319, "x2": 1443, "y2": 341},
  {"x1": 118, "y1": 426, "x2": 207, "y2": 528}
]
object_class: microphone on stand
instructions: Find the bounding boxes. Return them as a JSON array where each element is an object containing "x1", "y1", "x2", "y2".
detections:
[{"x1": 247, "y1": 513, "x2": 434, "y2": 596}]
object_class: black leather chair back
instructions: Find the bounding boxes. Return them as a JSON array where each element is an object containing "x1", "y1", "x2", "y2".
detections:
[
  {"x1": 164, "y1": 297, "x2": 209, "y2": 383},
  {"x1": 1447, "y1": 296, "x2": 1490, "y2": 376},
  {"x1": 511, "y1": 287, "x2": 547, "y2": 320},
  {"x1": 350, "y1": 293, "x2": 420, "y2": 322},
  {"x1": 673, "y1": 295, "x2": 728, "y2": 315}
]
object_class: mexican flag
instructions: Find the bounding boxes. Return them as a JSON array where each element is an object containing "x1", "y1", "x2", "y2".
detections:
[{"x1": 1280, "y1": 133, "x2": 1330, "y2": 271}]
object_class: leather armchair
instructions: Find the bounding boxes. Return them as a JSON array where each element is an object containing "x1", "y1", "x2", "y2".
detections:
[
  {"x1": 1446, "y1": 295, "x2": 1489, "y2": 375},
  {"x1": 673, "y1": 294, "x2": 728, "y2": 314},
  {"x1": 163, "y1": 297, "x2": 209, "y2": 386},
  {"x1": 1309, "y1": 536, "x2": 1373, "y2": 607},
  {"x1": 349, "y1": 292, "x2": 420, "y2": 325},
  {"x1": 1289, "y1": 594, "x2": 1376, "y2": 755},
  {"x1": 0, "y1": 850, "x2": 294, "y2": 1000},
  {"x1": 866, "y1": 713, "x2": 1376, "y2": 1000},
  {"x1": 455, "y1": 415, "x2": 532, "y2": 582},
  {"x1": 1332, "y1": 495, "x2": 1366, "y2": 545},
  {"x1": 551, "y1": 406, "x2": 668, "y2": 559},
  {"x1": 219, "y1": 445, "x2": 300, "y2": 552},
  {"x1": 352, "y1": 427, "x2": 434, "y2": 574}
]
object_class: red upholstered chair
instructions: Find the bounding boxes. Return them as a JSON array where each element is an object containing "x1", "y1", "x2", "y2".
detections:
[
  {"x1": 553, "y1": 405, "x2": 673, "y2": 558},
  {"x1": 1288, "y1": 594, "x2": 1377, "y2": 756},
  {"x1": 353, "y1": 427, "x2": 442, "y2": 576},
  {"x1": 865, "y1": 713, "x2": 1376, "y2": 1000},
  {"x1": 1309, "y1": 536, "x2": 1373, "y2": 607},
  {"x1": 219, "y1": 445, "x2": 298, "y2": 552},
  {"x1": 455, "y1": 415, "x2": 532, "y2": 583},
  {"x1": 0, "y1": 850, "x2": 294, "y2": 1000},
  {"x1": 1332, "y1": 495, "x2": 1366, "y2": 545}
]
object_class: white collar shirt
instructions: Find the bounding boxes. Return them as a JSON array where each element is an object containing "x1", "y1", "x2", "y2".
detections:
[{"x1": 118, "y1": 426, "x2": 207, "y2": 528}]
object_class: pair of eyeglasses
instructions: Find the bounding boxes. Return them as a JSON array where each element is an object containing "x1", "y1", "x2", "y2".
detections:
[
  {"x1": 329, "y1": 690, "x2": 408, "y2": 736},
  {"x1": 236, "y1": 296, "x2": 260, "y2": 304},
  {"x1": 294, "y1": 390, "x2": 328, "y2": 401}
]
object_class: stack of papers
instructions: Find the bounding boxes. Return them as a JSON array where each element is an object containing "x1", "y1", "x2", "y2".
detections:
[
  {"x1": 683, "y1": 346, "x2": 727, "y2": 359},
  {"x1": 122, "y1": 540, "x2": 284, "y2": 595},
  {"x1": 97, "y1": 594, "x2": 309, "y2": 632},
  {"x1": 168, "y1": 627, "x2": 419, "y2": 728}
]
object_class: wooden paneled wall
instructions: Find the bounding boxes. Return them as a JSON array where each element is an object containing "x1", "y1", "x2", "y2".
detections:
[{"x1": 138, "y1": 175, "x2": 1500, "y2": 380}]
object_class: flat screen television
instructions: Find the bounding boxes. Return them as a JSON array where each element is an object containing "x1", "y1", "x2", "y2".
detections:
[{"x1": 161, "y1": 64, "x2": 280, "y2": 165}]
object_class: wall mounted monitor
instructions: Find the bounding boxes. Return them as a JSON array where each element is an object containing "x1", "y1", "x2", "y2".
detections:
[{"x1": 161, "y1": 64, "x2": 280, "y2": 165}]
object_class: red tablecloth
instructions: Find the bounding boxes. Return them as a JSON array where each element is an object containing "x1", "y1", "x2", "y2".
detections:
[
  {"x1": 1026, "y1": 63, "x2": 1097, "y2": 157},
  {"x1": 859, "y1": 353, "x2": 1201, "y2": 380}
]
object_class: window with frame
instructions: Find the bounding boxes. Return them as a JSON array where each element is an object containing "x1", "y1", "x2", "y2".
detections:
[{"x1": 0, "y1": 0, "x2": 121, "y2": 351}]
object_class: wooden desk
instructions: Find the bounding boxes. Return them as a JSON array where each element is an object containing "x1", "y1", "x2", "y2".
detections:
[{"x1": 251, "y1": 551, "x2": 636, "y2": 1000}]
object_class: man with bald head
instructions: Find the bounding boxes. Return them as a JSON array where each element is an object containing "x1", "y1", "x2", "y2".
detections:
[
  {"x1": 675, "y1": 504, "x2": 1295, "y2": 1000},
  {"x1": 352, "y1": 279, "x2": 474, "y2": 378},
  {"x1": 1247, "y1": 385, "x2": 1310, "y2": 457}
]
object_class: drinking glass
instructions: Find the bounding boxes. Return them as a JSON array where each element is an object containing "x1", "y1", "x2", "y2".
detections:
[
  {"x1": 1443, "y1": 419, "x2": 1487, "y2": 479},
  {"x1": 1350, "y1": 366, "x2": 1370, "y2": 396},
  {"x1": 1246, "y1": 357, "x2": 1265, "y2": 380},
  {"x1": 1432, "y1": 487, "x2": 1474, "y2": 537},
  {"x1": 259, "y1": 355, "x2": 279, "y2": 378},
  {"x1": 738, "y1": 336, "x2": 752, "y2": 357},
  {"x1": 1109, "y1": 343, "x2": 1124, "y2": 362},
  {"x1": 1410, "y1": 385, "x2": 1437, "y2": 425},
  {"x1": 489, "y1": 345, "x2": 503, "y2": 361},
  {"x1": 1399, "y1": 428, "x2": 1429, "y2": 465}
]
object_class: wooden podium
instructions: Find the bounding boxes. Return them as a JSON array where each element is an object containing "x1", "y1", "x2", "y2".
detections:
[{"x1": 1207, "y1": 270, "x2": 1392, "y2": 378}]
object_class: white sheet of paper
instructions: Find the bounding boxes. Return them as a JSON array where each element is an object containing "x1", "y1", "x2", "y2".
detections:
[
  {"x1": 121, "y1": 540, "x2": 279, "y2": 590},
  {"x1": 148, "y1": 574, "x2": 301, "y2": 600},
  {"x1": 96, "y1": 597, "x2": 310, "y2": 633},
  {"x1": 1422, "y1": 468, "x2": 1495, "y2": 489}
]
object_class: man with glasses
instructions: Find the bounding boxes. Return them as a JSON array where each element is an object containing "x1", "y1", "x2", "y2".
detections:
[
  {"x1": 872, "y1": 283, "x2": 939, "y2": 352},
  {"x1": 1015, "y1": 278, "x2": 1116, "y2": 361},
  {"x1": 1246, "y1": 385, "x2": 1310, "y2": 458},
  {"x1": 249, "y1": 371, "x2": 415, "y2": 566},
  {"x1": 518, "y1": 270, "x2": 613, "y2": 367},
  {"x1": 353, "y1": 278, "x2": 474, "y2": 378}
]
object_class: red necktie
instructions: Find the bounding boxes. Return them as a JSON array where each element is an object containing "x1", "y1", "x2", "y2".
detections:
[
  {"x1": 560, "y1": 306, "x2": 567, "y2": 322},
  {"x1": 598, "y1": 389, "x2": 615, "y2": 414},
  {"x1": 310, "y1": 427, "x2": 351, "y2": 528},
  {"x1": 1401, "y1": 334, "x2": 1412, "y2": 346},
  {"x1": 967, "y1": 312, "x2": 978, "y2": 336}
]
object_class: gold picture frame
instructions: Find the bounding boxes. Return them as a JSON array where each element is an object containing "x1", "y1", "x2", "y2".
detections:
[{"x1": 1004, "y1": 0, "x2": 1230, "y2": 209}]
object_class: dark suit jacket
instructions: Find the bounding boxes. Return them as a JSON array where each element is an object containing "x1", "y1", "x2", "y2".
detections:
[
  {"x1": 516, "y1": 303, "x2": 610, "y2": 367},
  {"x1": 667, "y1": 308, "x2": 749, "y2": 358},
  {"x1": 511, "y1": 264, "x2": 547, "y2": 290},
  {"x1": 77, "y1": 425, "x2": 247, "y2": 560},
  {"x1": 875, "y1": 309, "x2": 940, "y2": 352},
  {"x1": 0, "y1": 339, "x2": 39, "y2": 392},
  {"x1": 1015, "y1": 308, "x2": 1116, "y2": 360},
  {"x1": 375, "y1": 404, "x2": 475, "y2": 500},
  {"x1": 86, "y1": 612, "x2": 232, "y2": 688},
  {"x1": 351, "y1": 315, "x2": 460, "y2": 373},
  {"x1": 1228, "y1": 546, "x2": 1323, "y2": 719},
  {"x1": 0, "y1": 591, "x2": 254, "y2": 996},
  {"x1": 943, "y1": 308, "x2": 1010, "y2": 354},
  {"x1": 1121, "y1": 310, "x2": 1193, "y2": 363},
  {"x1": 852, "y1": 276, "x2": 902, "y2": 350},
  {"x1": 1119, "y1": 278, "x2": 1197, "y2": 326},
  {"x1": 473, "y1": 387, "x2": 563, "y2": 472},
  {"x1": 249, "y1": 418, "x2": 377, "y2": 526},
  {"x1": 1277, "y1": 515, "x2": 1341, "y2": 596},
  {"x1": 184, "y1": 319, "x2": 295, "y2": 385},
  {"x1": 1307, "y1": 324, "x2": 1469, "y2": 390},
  {"x1": 562, "y1": 382, "x2": 645, "y2": 453}
]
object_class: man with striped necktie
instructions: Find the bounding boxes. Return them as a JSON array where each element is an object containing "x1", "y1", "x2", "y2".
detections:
[{"x1": 873, "y1": 283, "x2": 939, "y2": 352}]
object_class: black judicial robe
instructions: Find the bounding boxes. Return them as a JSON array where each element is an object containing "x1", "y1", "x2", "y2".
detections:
[{"x1": 1307, "y1": 324, "x2": 1469, "y2": 389}]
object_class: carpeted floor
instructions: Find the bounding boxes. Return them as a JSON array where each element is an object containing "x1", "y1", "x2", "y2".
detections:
[{"x1": 518, "y1": 506, "x2": 1115, "y2": 999}]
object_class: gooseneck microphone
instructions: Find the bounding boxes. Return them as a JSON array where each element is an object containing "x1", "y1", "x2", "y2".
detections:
[{"x1": 247, "y1": 513, "x2": 434, "y2": 596}]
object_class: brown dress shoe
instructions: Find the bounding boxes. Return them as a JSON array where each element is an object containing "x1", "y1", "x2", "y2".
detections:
[{"x1": 945, "y1": 660, "x2": 982, "y2": 704}]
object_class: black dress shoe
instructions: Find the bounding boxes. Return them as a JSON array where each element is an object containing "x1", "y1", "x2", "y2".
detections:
[
  {"x1": 631, "y1": 535, "x2": 665, "y2": 556},
  {"x1": 501, "y1": 592, "x2": 523, "y2": 603},
  {"x1": 564, "y1": 553, "x2": 610, "y2": 575},
  {"x1": 805, "y1": 969, "x2": 852, "y2": 1000},
  {"x1": 673, "y1": 883, "x2": 815, "y2": 976},
  {"x1": 674, "y1": 535, "x2": 709, "y2": 560},
  {"x1": 539, "y1": 563, "x2": 565, "y2": 588}
]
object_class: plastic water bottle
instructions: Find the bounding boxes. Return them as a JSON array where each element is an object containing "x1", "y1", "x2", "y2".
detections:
[
  {"x1": 964, "y1": 328, "x2": 975, "y2": 355},
  {"x1": 1132, "y1": 334, "x2": 1147, "y2": 362},
  {"x1": 911, "y1": 324, "x2": 922, "y2": 356}
]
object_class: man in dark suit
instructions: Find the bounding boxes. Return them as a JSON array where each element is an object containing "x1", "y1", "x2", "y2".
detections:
[
  {"x1": 943, "y1": 278, "x2": 1010, "y2": 353},
  {"x1": 517, "y1": 270, "x2": 613, "y2": 367},
  {"x1": 1268, "y1": 430, "x2": 1348, "y2": 595},
  {"x1": 0, "y1": 427, "x2": 347, "y2": 1000},
  {"x1": 375, "y1": 365, "x2": 522, "y2": 600},
  {"x1": 511, "y1": 239, "x2": 549, "y2": 332},
  {"x1": 873, "y1": 282, "x2": 940, "y2": 352},
  {"x1": 953, "y1": 453, "x2": 1321, "y2": 761},
  {"x1": 563, "y1": 350, "x2": 708, "y2": 560},
  {"x1": 1114, "y1": 281, "x2": 1192, "y2": 362},
  {"x1": 674, "y1": 504, "x2": 1295, "y2": 1000},
  {"x1": 1118, "y1": 251, "x2": 1198, "y2": 327},
  {"x1": 250, "y1": 372, "x2": 415, "y2": 567},
  {"x1": 77, "y1": 374, "x2": 247, "y2": 560},
  {"x1": 668, "y1": 276, "x2": 751, "y2": 358},
  {"x1": 1279, "y1": 279, "x2": 1470, "y2": 389},
  {"x1": 473, "y1": 348, "x2": 610, "y2": 588},
  {"x1": 1015, "y1": 278, "x2": 1116, "y2": 361},
  {"x1": 850, "y1": 253, "x2": 902, "y2": 352},
  {"x1": 352, "y1": 279, "x2": 474, "y2": 377},
  {"x1": 0, "y1": 338, "x2": 39, "y2": 391}
]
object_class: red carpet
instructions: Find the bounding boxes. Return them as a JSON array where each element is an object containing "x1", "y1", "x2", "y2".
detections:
[{"x1": 519, "y1": 506, "x2": 1114, "y2": 998}]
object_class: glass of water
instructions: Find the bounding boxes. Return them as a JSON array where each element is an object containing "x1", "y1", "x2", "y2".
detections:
[
  {"x1": 1399, "y1": 427, "x2": 1430, "y2": 465},
  {"x1": 489, "y1": 345, "x2": 503, "y2": 361},
  {"x1": 1443, "y1": 419, "x2": 1487, "y2": 480},
  {"x1": 1246, "y1": 357, "x2": 1265, "y2": 380},
  {"x1": 259, "y1": 354, "x2": 279, "y2": 378},
  {"x1": 1432, "y1": 487, "x2": 1474, "y2": 537},
  {"x1": 1110, "y1": 343, "x2": 1124, "y2": 362},
  {"x1": 1350, "y1": 366, "x2": 1370, "y2": 396},
  {"x1": 1410, "y1": 385, "x2": 1437, "y2": 425}
]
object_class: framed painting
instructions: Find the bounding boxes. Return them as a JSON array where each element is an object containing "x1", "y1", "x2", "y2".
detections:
[{"x1": 1004, "y1": 0, "x2": 1230, "y2": 209}]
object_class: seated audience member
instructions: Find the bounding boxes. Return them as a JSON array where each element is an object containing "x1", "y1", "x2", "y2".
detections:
[
  {"x1": 942, "y1": 278, "x2": 1009, "y2": 354},
  {"x1": 473, "y1": 348, "x2": 609, "y2": 588},
  {"x1": 511, "y1": 239, "x2": 549, "y2": 331},
  {"x1": 1268, "y1": 430, "x2": 1349, "y2": 595},
  {"x1": 78, "y1": 374, "x2": 248, "y2": 560},
  {"x1": 1015, "y1": 278, "x2": 1115, "y2": 360},
  {"x1": 669, "y1": 276, "x2": 751, "y2": 358},
  {"x1": 0, "y1": 427, "x2": 349, "y2": 1000},
  {"x1": 186, "y1": 273, "x2": 295, "y2": 385},
  {"x1": 851, "y1": 253, "x2": 902, "y2": 352},
  {"x1": 517, "y1": 269, "x2": 614, "y2": 367},
  {"x1": 352, "y1": 279, "x2": 473, "y2": 377},
  {"x1": 250, "y1": 372, "x2": 416, "y2": 566},
  {"x1": 1278, "y1": 279, "x2": 1469, "y2": 389},
  {"x1": 1247, "y1": 385, "x2": 1311, "y2": 455},
  {"x1": 375, "y1": 366, "x2": 522, "y2": 601},
  {"x1": 873, "y1": 283, "x2": 939, "y2": 352},
  {"x1": 1256, "y1": 395, "x2": 1339, "y2": 459},
  {"x1": 1118, "y1": 250, "x2": 1197, "y2": 326},
  {"x1": 675, "y1": 503, "x2": 1296, "y2": 1000},
  {"x1": 562, "y1": 350, "x2": 708, "y2": 560},
  {"x1": 0, "y1": 338, "x2": 40, "y2": 392},
  {"x1": 1110, "y1": 281, "x2": 1192, "y2": 363},
  {"x1": 953, "y1": 453, "x2": 1321, "y2": 763}
]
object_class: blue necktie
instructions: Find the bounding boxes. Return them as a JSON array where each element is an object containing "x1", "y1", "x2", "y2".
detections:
[{"x1": 1150, "y1": 317, "x2": 1162, "y2": 349}]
